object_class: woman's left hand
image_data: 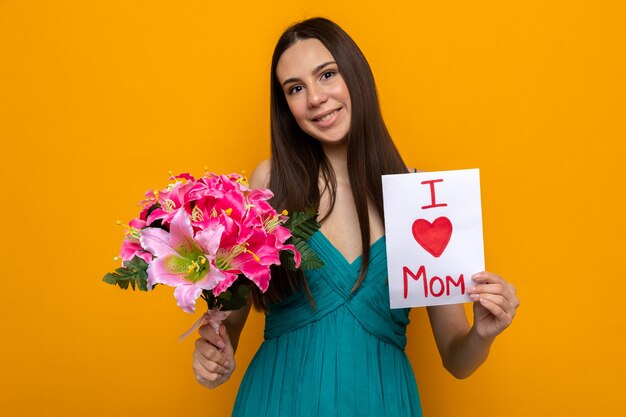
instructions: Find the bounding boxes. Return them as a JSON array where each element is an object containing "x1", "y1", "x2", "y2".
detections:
[{"x1": 467, "y1": 271, "x2": 520, "y2": 340}]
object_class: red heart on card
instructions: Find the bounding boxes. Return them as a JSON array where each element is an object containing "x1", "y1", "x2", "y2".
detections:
[{"x1": 411, "y1": 217, "x2": 453, "y2": 258}]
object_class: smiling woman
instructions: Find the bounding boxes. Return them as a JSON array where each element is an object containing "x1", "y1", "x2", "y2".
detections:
[
  {"x1": 191, "y1": 17, "x2": 519, "y2": 417},
  {"x1": 276, "y1": 38, "x2": 352, "y2": 145}
]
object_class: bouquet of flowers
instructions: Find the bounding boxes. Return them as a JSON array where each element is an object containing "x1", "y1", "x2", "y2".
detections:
[{"x1": 103, "y1": 171, "x2": 322, "y2": 337}]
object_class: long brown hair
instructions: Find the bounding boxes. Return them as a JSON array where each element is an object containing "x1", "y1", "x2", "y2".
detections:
[{"x1": 253, "y1": 17, "x2": 408, "y2": 310}]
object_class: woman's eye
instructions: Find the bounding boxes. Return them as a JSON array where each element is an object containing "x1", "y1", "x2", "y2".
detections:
[
  {"x1": 322, "y1": 71, "x2": 335, "y2": 79},
  {"x1": 287, "y1": 85, "x2": 303, "y2": 95}
]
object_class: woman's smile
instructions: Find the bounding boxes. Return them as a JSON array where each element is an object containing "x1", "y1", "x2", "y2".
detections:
[{"x1": 311, "y1": 107, "x2": 343, "y2": 126}]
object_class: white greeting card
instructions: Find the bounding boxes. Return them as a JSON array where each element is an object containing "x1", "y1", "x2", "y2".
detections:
[{"x1": 382, "y1": 169, "x2": 485, "y2": 308}]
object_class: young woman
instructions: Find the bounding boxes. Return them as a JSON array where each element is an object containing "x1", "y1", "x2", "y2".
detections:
[{"x1": 192, "y1": 17, "x2": 519, "y2": 416}]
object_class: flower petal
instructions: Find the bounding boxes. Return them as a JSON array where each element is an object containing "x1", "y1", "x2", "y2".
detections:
[
  {"x1": 211, "y1": 271, "x2": 239, "y2": 296},
  {"x1": 174, "y1": 284, "x2": 203, "y2": 314},
  {"x1": 146, "y1": 256, "x2": 189, "y2": 287},
  {"x1": 282, "y1": 243, "x2": 301, "y2": 268},
  {"x1": 194, "y1": 225, "x2": 224, "y2": 259},
  {"x1": 168, "y1": 209, "x2": 201, "y2": 258},
  {"x1": 248, "y1": 188, "x2": 274, "y2": 202},
  {"x1": 136, "y1": 251, "x2": 154, "y2": 264},
  {"x1": 120, "y1": 239, "x2": 143, "y2": 261},
  {"x1": 140, "y1": 227, "x2": 178, "y2": 258},
  {"x1": 194, "y1": 264, "x2": 227, "y2": 291},
  {"x1": 239, "y1": 261, "x2": 271, "y2": 292}
]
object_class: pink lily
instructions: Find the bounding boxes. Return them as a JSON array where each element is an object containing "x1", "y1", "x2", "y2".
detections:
[
  {"x1": 212, "y1": 225, "x2": 299, "y2": 294},
  {"x1": 145, "y1": 179, "x2": 197, "y2": 227},
  {"x1": 140, "y1": 209, "x2": 226, "y2": 313},
  {"x1": 119, "y1": 218, "x2": 152, "y2": 263}
]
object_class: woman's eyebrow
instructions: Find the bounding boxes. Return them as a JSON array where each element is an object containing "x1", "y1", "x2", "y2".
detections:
[{"x1": 281, "y1": 61, "x2": 337, "y2": 87}]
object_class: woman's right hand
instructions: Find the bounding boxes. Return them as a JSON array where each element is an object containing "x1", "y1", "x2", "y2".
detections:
[{"x1": 192, "y1": 323, "x2": 235, "y2": 389}]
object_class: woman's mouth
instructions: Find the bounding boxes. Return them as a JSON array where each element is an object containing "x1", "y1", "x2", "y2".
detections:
[{"x1": 311, "y1": 108, "x2": 342, "y2": 126}]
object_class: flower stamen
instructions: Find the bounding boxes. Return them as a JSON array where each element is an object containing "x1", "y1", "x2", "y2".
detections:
[
  {"x1": 163, "y1": 199, "x2": 176, "y2": 213},
  {"x1": 263, "y1": 213, "x2": 284, "y2": 233},
  {"x1": 236, "y1": 173, "x2": 249, "y2": 186},
  {"x1": 246, "y1": 248, "x2": 260, "y2": 262},
  {"x1": 185, "y1": 255, "x2": 208, "y2": 281},
  {"x1": 215, "y1": 244, "x2": 246, "y2": 270},
  {"x1": 191, "y1": 206, "x2": 204, "y2": 222},
  {"x1": 117, "y1": 220, "x2": 141, "y2": 242}
]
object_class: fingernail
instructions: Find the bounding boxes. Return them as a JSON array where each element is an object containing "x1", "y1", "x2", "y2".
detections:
[
  {"x1": 217, "y1": 341, "x2": 225, "y2": 349},
  {"x1": 224, "y1": 361, "x2": 230, "y2": 368},
  {"x1": 470, "y1": 294, "x2": 480, "y2": 301}
]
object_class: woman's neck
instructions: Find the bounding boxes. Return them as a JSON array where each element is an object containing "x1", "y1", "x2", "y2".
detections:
[{"x1": 321, "y1": 142, "x2": 349, "y2": 182}]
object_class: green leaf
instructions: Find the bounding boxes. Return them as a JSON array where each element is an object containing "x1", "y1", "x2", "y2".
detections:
[
  {"x1": 294, "y1": 238, "x2": 324, "y2": 270},
  {"x1": 281, "y1": 208, "x2": 324, "y2": 271},
  {"x1": 280, "y1": 236, "x2": 324, "y2": 271},
  {"x1": 102, "y1": 256, "x2": 150, "y2": 291},
  {"x1": 284, "y1": 209, "x2": 320, "y2": 241},
  {"x1": 102, "y1": 273, "x2": 118, "y2": 285}
]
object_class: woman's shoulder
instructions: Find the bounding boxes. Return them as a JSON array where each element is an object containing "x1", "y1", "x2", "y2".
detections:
[{"x1": 249, "y1": 159, "x2": 271, "y2": 189}]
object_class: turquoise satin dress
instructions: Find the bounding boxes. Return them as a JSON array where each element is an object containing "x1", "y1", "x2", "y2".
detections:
[{"x1": 232, "y1": 231, "x2": 422, "y2": 416}]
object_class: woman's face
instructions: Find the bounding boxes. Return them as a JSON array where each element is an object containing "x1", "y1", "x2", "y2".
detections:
[{"x1": 276, "y1": 39, "x2": 351, "y2": 145}]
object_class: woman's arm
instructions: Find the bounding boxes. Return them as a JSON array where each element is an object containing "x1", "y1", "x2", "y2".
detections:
[
  {"x1": 249, "y1": 159, "x2": 271, "y2": 189},
  {"x1": 192, "y1": 302, "x2": 251, "y2": 389},
  {"x1": 223, "y1": 301, "x2": 253, "y2": 353},
  {"x1": 191, "y1": 161, "x2": 270, "y2": 388},
  {"x1": 427, "y1": 271, "x2": 519, "y2": 379}
]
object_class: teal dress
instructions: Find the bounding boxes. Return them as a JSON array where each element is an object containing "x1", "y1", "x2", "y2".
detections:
[{"x1": 232, "y1": 231, "x2": 422, "y2": 416}]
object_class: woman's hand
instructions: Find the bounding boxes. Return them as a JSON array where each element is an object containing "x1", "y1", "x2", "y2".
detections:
[
  {"x1": 467, "y1": 271, "x2": 520, "y2": 340},
  {"x1": 192, "y1": 323, "x2": 235, "y2": 389}
]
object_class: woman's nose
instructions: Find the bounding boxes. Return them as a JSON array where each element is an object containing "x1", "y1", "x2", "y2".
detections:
[{"x1": 307, "y1": 85, "x2": 328, "y2": 108}]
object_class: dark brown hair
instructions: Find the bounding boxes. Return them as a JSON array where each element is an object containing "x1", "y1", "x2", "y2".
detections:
[{"x1": 253, "y1": 17, "x2": 408, "y2": 310}]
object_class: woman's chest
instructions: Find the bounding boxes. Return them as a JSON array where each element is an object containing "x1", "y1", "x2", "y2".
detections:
[{"x1": 318, "y1": 184, "x2": 384, "y2": 263}]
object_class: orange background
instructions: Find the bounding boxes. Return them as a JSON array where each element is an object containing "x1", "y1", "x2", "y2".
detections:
[{"x1": 1, "y1": 1, "x2": 625, "y2": 416}]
